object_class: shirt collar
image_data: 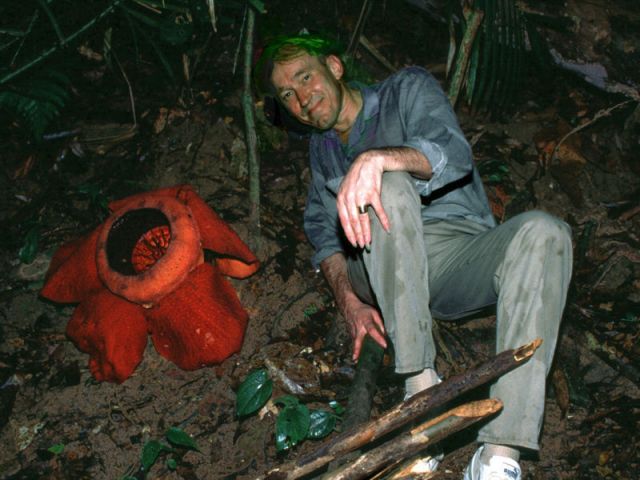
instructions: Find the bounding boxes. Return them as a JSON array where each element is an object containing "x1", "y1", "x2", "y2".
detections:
[
  {"x1": 359, "y1": 85, "x2": 380, "y2": 121},
  {"x1": 343, "y1": 85, "x2": 379, "y2": 152}
]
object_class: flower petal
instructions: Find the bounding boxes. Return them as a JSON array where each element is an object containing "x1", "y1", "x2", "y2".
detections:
[
  {"x1": 67, "y1": 289, "x2": 148, "y2": 383},
  {"x1": 146, "y1": 262, "x2": 248, "y2": 370},
  {"x1": 40, "y1": 227, "x2": 103, "y2": 303}
]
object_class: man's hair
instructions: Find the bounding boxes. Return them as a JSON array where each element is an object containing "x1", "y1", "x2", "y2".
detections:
[{"x1": 254, "y1": 33, "x2": 343, "y2": 97}]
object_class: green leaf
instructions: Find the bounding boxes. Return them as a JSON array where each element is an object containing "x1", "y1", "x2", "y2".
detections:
[
  {"x1": 303, "y1": 304, "x2": 319, "y2": 317},
  {"x1": 275, "y1": 404, "x2": 310, "y2": 451},
  {"x1": 620, "y1": 313, "x2": 638, "y2": 323},
  {"x1": 47, "y1": 443, "x2": 64, "y2": 454},
  {"x1": 165, "y1": 427, "x2": 200, "y2": 451},
  {"x1": 329, "y1": 400, "x2": 345, "y2": 416},
  {"x1": 19, "y1": 226, "x2": 39, "y2": 264},
  {"x1": 236, "y1": 369, "x2": 273, "y2": 417},
  {"x1": 167, "y1": 458, "x2": 177, "y2": 470},
  {"x1": 307, "y1": 409, "x2": 336, "y2": 439},
  {"x1": 0, "y1": 70, "x2": 69, "y2": 140},
  {"x1": 274, "y1": 395, "x2": 300, "y2": 409},
  {"x1": 141, "y1": 440, "x2": 172, "y2": 471}
]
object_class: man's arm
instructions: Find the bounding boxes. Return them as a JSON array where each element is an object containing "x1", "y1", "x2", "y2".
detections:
[
  {"x1": 320, "y1": 252, "x2": 387, "y2": 361},
  {"x1": 336, "y1": 146, "x2": 431, "y2": 248}
]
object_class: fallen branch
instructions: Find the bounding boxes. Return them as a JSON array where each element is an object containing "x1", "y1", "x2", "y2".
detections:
[
  {"x1": 341, "y1": 336, "x2": 385, "y2": 431},
  {"x1": 257, "y1": 339, "x2": 542, "y2": 480},
  {"x1": 322, "y1": 399, "x2": 502, "y2": 480},
  {"x1": 358, "y1": 36, "x2": 395, "y2": 73},
  {"x1": 327, "y1": 336, "x2": 384, "y2": 472},
  {"x1": 347, "y1": 0, "x2": 373, "y2": 58},
  {"x1": 552, "y1": 99, "x2": 635, "y2": 164},
  {"x1": 447, "y1": 6, "x2": 484, "y2": 108}
]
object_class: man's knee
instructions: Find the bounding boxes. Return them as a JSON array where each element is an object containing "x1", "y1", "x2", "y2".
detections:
[
  {"x1": 380, "y1": 172, "x2": 419, "y2": 207},
  {"x1": 518, "y1": 210, "x2": 571, "y2": 239},
  {"x1": 513, "y1": 210, "x2": 572, "y2": 256}
]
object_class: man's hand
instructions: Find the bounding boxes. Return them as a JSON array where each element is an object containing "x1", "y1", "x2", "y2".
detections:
[
  {"x1": 336, "y1": 147, "x2": 431, "y2": 249},
  {"x1": 344, "y1": 296, "x2": 387, "y2": 361},
  {"x1": 320, "y1": 253, "x2": 387, "y2": 362},
  {"x1": 336, "y1": 151, "x2": 390, "y2": 249}
]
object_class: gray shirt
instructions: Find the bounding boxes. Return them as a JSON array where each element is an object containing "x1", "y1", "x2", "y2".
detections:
[{"x1": 303, "y1": 66, "x2": 496, "y2": 269}]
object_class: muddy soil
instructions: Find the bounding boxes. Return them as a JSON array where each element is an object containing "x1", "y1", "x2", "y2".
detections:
[{"x1": 1, "y1": 2, "x2": 639, "y2": 479}]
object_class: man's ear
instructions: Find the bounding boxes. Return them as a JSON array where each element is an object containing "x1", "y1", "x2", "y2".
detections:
[{"x1": 326, "y1": 55, "x2": 344, "y2": 80}]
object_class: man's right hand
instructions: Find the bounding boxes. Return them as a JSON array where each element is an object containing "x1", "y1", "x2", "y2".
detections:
[
  {"x1": 343, "y1": 296, "x2": 387, "y2": 361},
  {"x1": 320, "y1": 253, "x2": 388, "y2": 362}
]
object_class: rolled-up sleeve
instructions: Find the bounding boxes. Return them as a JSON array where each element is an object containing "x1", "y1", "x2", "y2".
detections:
[{"x1": 398, "y1": 68, "x2": 473, "y2": 197}]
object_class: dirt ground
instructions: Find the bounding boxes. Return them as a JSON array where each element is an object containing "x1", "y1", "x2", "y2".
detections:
[{"x1": 1, "y1": 2, "x2": 639, "y2": 479}]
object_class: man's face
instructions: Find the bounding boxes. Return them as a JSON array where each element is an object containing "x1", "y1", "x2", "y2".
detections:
[{"x1": 270, "y1": 53, "x2": 344, "y2": 131}]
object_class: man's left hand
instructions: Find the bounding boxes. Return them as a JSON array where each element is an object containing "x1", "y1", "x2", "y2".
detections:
[{"x1": 337, "y1": 151, "x2": 391, "y2": 248}]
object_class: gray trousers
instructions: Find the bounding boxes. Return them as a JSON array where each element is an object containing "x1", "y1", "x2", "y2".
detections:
[{"x1": 346, "y1": 172, "x2": 573, "y2": 450}]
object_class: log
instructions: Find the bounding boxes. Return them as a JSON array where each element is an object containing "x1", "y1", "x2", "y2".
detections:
[
  {"x1": 342, "y1": 336, "x2": 385, "y2": 431},
  {"x1": 257, "y1": 339, "x2": 542, "y2": 480},
  {"x1": 327, "y1": 336, "x2": 385, "y2": 472},
  {"x1": 322, "y1": 399, "x2": 503, "y2": 480}
]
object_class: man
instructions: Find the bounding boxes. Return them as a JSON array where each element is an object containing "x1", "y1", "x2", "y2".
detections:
[{"x1": 255, "y1": 34, "x2": 573, "y2": 480}]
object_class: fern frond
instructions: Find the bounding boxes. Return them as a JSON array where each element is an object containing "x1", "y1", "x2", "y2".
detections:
[{"x1": 0, "y1": 70, "x2": 70, "y2": 140}]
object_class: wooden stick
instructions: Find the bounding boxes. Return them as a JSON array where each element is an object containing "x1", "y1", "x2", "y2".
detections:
[
  {"x1": 342, "y1": 336, "x2": 385, "y2": 430},
  {"x1": 358, "y1": 36, "x2": 396, "y2": 73},
  {"x1": 257, "y1": 339, "x2": 542, "y2": 480},
  {"x1": 322, "y1": 399, "x2": 503, "y2": 480},
  {"x1": 241, "y1": 5, "x2": 261, "y2": 247},
  {"x1": 327, "y1": 336, "x2": 385, "y2": 471},
  {"x1": 447, "y1": 6, "x2": 484, "y2": 108}
]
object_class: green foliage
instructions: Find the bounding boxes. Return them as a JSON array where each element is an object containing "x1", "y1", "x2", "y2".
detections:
[
  {"x1": 0, "y1": 0, "x2": 243, "y2": 139},
  {"x1": 137, "y1": 427, "x2": 199, "y2": 474},
  {"x1": 235, "y1": 369, "x2": 341, "y2": 452},
  {"x1": 75, "y1": 183, "x2": 110, "y2": 219},
  {"x1": 236, "y1": 368, "x2": 274, "y2": 416},
  {"x1": 18, "y1": 224, "x2": 40, "y2": 264},
  {"x1": 478, "y1": 159, "x2": 510, "y2": 184},
  {"x1": 0, "y1": 70, "x2": 69, "y2": 141},
  {"x1": 275, "y1": 396, "x2": 310, "y2": 451},
  {"x1": 307, "y1": 409, "x2": 337, "y2": 440},
  {"x1": 452, "y1": 0, "x2": 550, "y2": 112},
  {"x1": 141, "y1": 440, "x2": 174, "y2": 471},
  {"x1": 165, "y1": 426, "x2": 200, "y2": 451},
  {"x1": 47, "y1": 443, "x2": 65, "y2": 455}
]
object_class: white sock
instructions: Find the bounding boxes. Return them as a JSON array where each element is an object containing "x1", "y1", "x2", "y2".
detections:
[
  {"x1": 404, "y1": 368, "x2": 441, "y2": 398},
  {"x1": 481, "y1": 443, "x2": 520, "y2": 464}
]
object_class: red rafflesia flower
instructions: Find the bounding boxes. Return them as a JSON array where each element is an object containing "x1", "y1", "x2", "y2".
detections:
[{"x1": 41, "y1": 185, "x2": 259, "y2": 383}]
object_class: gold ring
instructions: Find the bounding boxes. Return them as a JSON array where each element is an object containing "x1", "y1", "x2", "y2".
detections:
[{"x1": 358, "y1": 205, "x2": 368, "y2": 215}]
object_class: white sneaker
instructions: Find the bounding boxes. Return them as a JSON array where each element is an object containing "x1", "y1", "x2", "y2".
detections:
[{"x1": 463, "y1": 446, "x2": 522, "y2": 480}]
